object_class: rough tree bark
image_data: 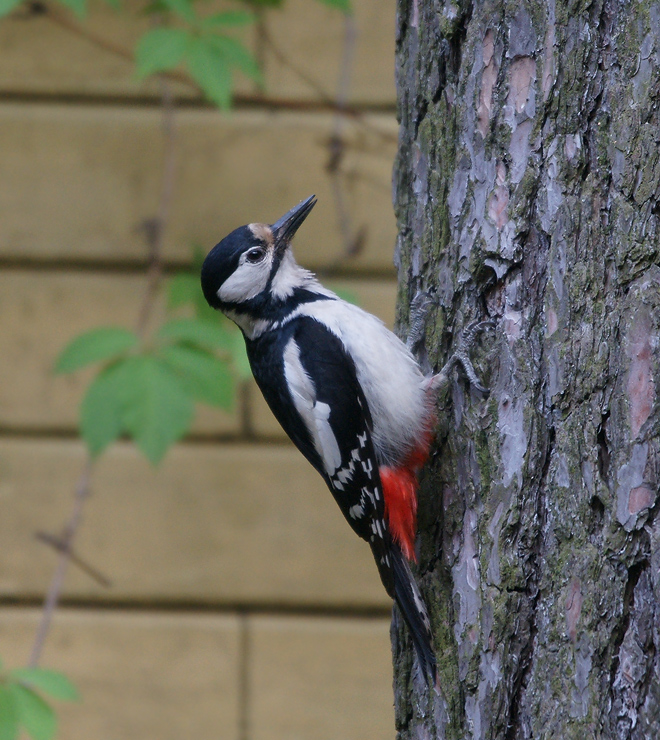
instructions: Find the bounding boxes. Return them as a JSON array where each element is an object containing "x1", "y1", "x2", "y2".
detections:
[{"x1": 391, "y1": 1, "x2": 660, "y2": 738}]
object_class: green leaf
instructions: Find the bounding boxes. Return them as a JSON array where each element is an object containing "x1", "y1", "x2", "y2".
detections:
[
  {"x1": 10, "y1": 670, "x2": 78, "y2": 703},
  {"x1": 79, "y1": 361, "x2": 128, "y2": 457},
  {"x1": 55, "y1": 0, "x2": 87, "y2": 17},
  {"x1": 0, "y1": 687, "x2": 18, "y2": 740},
  {"x1": 161, "y1": 0, "x2": 195, "y2": 22},
  {"x1": 315, "y1": 0, "x2": 351, "y2": 11},
  {"x1": 0, "y1": 0, "x2": 23, "y2": 18},
  {"x1": 329, "y1": 286, "x2": 358, "y2": 305},
  {"x1": 157, "y1": 318, "x2": 234, "y2": 352},
  {"x1": 168, "y1": 272, "x2": 220, "y2": 322},
  {"x1": 142, "y1": 0, "x2": 167, "y2": 13},
  {"x1": 135, "y1": 28, "x2": 190, "y2": 77},
  {"x1": 230, "y1": 332, "x2": 252, "y2": 381},
  {"x1": 194, "y1": 295, "x2": 223, "y2": 322},
  {"x1": 201, "y1": 10, "x2": 254, "y2": 28},
  {"x1": 119, "y1": 356, "x2": 194, "y2": 464},
  {"x1": 159, "y1": 345, "x2": 235, "y2": 409},
  {"x1": 55, "y1": 327, "x2": 139, "y2": 374},
  {"x1": 168, "y1": 273, "x2": 200, "y2": 309},
  {"x1": 186, "y1": 37, "x2": 232, "y2": 109},
  {"x1": 205, "y1": 35, "x2": 262, "y2": 83},
  {"x1": 191, "y1": 244, "x2": 208, "y2": 272},
  {"x1": 6, "y1": 685, "x2": 55, "y2": 740}
]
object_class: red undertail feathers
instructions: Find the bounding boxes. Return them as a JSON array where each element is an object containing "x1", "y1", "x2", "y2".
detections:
[
  {"x1": 380, "y1": 465, "x2": 418, "y2": 561},
  {"x1": 380, "y1": 427, "x2": 434, "y2": 563}
]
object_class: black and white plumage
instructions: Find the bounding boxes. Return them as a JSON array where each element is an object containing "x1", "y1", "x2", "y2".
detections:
[{"x1": 201, "y1": 196, "x2": 438, "y2": 684}]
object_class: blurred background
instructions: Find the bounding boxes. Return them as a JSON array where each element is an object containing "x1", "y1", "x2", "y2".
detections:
[{"x1": 0, "y1": 0, "x2": 400, "y2": 737}]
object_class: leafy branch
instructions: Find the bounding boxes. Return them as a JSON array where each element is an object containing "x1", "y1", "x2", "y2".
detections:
[
  {"x1": 55, "y1": 261, "x2": 251, "y2": 463},
  {"x1": 6, "y1": 0, "x2": 353, "y2": 110},
  {"x1": 0, "y1": 662, "x2": 79, "y2": 740},
  {"x1": 135, "y1": 0, "x2": 263, "y2": 109}
]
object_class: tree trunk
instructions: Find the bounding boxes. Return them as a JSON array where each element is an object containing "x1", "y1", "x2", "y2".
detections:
[{"x1": 391, "y1": 1, "x2": 660, "y2": 738}]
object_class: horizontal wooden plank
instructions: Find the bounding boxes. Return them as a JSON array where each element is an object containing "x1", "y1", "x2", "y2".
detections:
[
  {"x1": 0, "y1": 0, "x2": 395, "y2": 105},
  {"x1": 0, "y1": 608, "x2": 241, "y2": 740},
  {"x1": 0, "y1": 439, "x2": 390, "y2": 607},
  {"x1": 0, "y1": 609, "x2": 394, "y2": 740},
  {"x1": 249, "y1": 615, "x2": 393, "y2": 740},
  {"x1": 0, "y1": 271, "x2": 396, "y2": 435},
  {"x1": 261, "y1": 0, "x2": 396, "y2": 105},
  {"x1": 0, "y1": 104, "x2": 397, "y2": 270}
]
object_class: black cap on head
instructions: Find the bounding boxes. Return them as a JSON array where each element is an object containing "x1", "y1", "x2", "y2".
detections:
[{"x1": 201, "y1": 224, "x2": 256, "y2": 309}]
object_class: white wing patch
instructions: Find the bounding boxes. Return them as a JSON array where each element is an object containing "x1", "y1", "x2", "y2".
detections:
[{"x1": 283, "y1": 338, "x2": 342, "y2": 476}]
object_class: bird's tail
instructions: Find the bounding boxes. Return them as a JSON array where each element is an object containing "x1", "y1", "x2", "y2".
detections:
[{"x1": 375, "y1": 542, "x2": 438, "y2": 688}]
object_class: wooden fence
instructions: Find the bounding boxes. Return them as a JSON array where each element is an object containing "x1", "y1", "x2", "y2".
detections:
[{"x1": 0, "y1": 1, "x2": 400, "y2": 737}]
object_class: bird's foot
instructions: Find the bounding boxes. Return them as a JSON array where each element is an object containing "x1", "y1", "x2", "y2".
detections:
[
  {"x1": 426, "y1": 319, "x2": 494, "y2": 394},
  {"x1": 406, "y1": 291, "x2": 437, "y2": 353}
]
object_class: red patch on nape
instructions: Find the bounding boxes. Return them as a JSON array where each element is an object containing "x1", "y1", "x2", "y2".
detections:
[{"x1": 380, "y1": 433, "x2": 433, "y2": 563}]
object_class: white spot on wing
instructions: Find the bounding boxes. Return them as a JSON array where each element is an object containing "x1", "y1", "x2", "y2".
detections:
[
  {"x1": 349, "y1": 503, "x2": 365, "y2": 519},
  {"x1": 335, "y1": 460, "x2": 355, "y2": 485}
]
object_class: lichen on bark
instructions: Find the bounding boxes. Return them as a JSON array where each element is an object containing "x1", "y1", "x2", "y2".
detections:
[{"x1": 392, "y1": 0, "x2": 660, "y2": 738}]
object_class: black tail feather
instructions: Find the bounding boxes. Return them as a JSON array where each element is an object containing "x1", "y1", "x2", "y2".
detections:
[{"x1": 375, "y1": 542, "x2": 437, "y2": 686}]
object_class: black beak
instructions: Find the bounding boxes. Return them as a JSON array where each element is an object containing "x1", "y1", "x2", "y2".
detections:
[{"x1": 271, "y1": 195, "x2": 317, "y2": 252}]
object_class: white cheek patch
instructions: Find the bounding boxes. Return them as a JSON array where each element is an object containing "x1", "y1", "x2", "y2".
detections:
[{"x1": 218, "y1": 251, "x2": 273, "y2": 303}]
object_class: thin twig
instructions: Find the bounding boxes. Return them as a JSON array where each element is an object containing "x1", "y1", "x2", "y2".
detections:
[
  {"x1": 328, "y1": 14, "x2": 359, "y2": 259},
  {"x1": 258, "y1": 19, "x2": 397, "y2": 143},
  {"x1": 253, "y1": 9, "x2": 267, "y2": 82},
  {"x1": 28, "y1": 77, "x2": 178, "y2": 666},
  {"x1": 35, "y1": 531, "x2": 112, "y2": 588},
  {"x1": 136, "y1": 77, "x2": 177, "y2": 339},
  {"x1": 29, "y1": 458, "x2": 93, "y2": 666},
  {"x1": 259, "y1": 21, "x2": 336, "y2": 106}
]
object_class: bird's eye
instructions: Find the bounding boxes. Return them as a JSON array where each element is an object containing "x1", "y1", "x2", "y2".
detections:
[{"x1": 246, "y1": 247, "x2": 266, "y2": 264}]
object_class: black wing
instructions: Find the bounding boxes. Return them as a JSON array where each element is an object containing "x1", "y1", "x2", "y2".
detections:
[{"x1": 246, "y1": 316, "x2": 386, "y2": 545}]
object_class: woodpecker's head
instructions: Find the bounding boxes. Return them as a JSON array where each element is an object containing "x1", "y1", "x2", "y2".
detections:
[{"x1": 201, "y1": 195, "x2": 317, "y2": 311}]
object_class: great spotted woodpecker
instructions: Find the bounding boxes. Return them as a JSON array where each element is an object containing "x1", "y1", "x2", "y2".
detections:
[{"x1": 201, "y1": 195, "x2": 487, "y2": 687}]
